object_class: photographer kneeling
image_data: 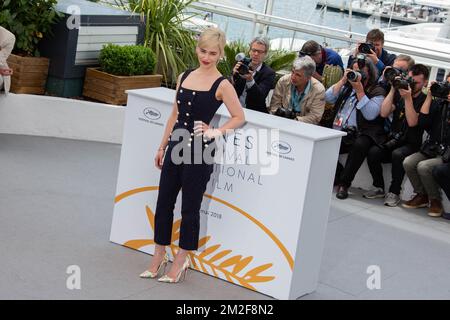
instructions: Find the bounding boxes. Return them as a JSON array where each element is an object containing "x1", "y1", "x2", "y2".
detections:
[
  {"x1": 403, "y1": 74, "x2": 450, "y2": 217},
  {"x1": 363, "y1": 64, "x2": 429, "y2": 206},
  {"x1": 269, "y1": 56, "x2": 325, "y2": 124},
  {"x1": 325, "y1": 55, "x2": 386, "y2": 199}
]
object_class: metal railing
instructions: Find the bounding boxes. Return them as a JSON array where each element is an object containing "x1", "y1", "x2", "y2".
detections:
[{"x1": 190, "y1": 1, "x2": 450, "y2": 69}]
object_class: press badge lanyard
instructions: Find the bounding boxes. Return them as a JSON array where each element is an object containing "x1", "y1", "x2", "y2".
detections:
[{"x1": 334, "y1": 92, "x2": 357, "y2": 129}]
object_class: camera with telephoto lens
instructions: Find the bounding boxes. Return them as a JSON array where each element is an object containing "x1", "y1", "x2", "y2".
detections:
[
  {"x1": 235, "y1": 53, "x2": 253, "y2": 75},
  {"x1": 392, "y1": 75, "x2": 415, "y2": 90},
  {"x1": 358, "y1": 43, "x2": 375, "y2": 54},
  {"x1": 274, "y1": 106, "x2": 297, "y2": 119},
  {"x1": 384, "y1": 67, "x2": 405, "y2": 83},
  {"x1": 430, "y1": 81, "x2": 450, "y2": 99},
  {"x1": 347, "y1": 70, "x2": 365, "y2": 82}
]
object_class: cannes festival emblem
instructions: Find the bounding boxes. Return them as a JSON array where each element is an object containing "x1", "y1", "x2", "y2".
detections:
[
  {"x1": 271, "y1": 141, "x2": 292, "y2": 154},
  {"x1": 143, "y1": 107, "x2": 161, "y2": 120},
  {"x1": 114, "y1": 187, "x2": 294, "y2": 291}
]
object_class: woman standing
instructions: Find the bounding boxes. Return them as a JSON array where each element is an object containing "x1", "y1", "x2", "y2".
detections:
[{"x1": 140, "y1": 28, "x2": 245, "y2": 283}]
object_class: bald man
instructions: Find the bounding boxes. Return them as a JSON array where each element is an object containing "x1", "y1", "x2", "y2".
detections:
[{"x1": 0, "y1": 26, "x2": 15, "y2": 94}]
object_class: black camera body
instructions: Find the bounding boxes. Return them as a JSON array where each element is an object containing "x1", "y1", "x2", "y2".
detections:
[
  {"x1": 420, "y1": 140, "x2": 448, "y2": 158},
  {"x1": 383, "y1": 131, "x2": 406, "y2": 151},
  {"x1": 430, "y1": 81, "x2": 450, "y2": 99},
  {"x1": 392, "y1": 76, "x2": 415, "y2": 91},
  {"x1": 358, "y1": 43, "x2": 375, "y2": 54},
  {"x1": 343, "y1": 126, "x2": 358, "y2": 139},
  {"x1": 341, "y1": 126, "x2": 359, "y2": 146},
  {"x1": 274, "y1": 106, "x2": 297, "y2": 119},
  {"x1": 235, "y1": 53, "x2": 253, "y2": 75},
  {"x1": 384, "y1": 67, "x2": 404, "y2": 83}
]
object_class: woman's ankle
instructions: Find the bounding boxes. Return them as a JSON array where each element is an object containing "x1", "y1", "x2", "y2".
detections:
[{"x1": 154, "y1": 244, "x2": 166, "y2": 256}]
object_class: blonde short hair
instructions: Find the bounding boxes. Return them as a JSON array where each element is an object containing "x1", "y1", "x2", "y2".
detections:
[
  {"x1": 395, "y1": 54, "x2": 415, "y2": 71},
  {"x1": 197, "y1": 27, "x2": 226, "y2": 58}
]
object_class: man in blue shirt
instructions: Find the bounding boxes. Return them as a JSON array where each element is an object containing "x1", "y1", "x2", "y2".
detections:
[
  {"x1": 300, "y1": 40, "x2": 344, "y2": 82},
  {"x1": 347, "y1": 29, "x2": 396, "y2": 76},
  {"x1": 325, "y1": 56, "x2": 386, "y2": 199}
]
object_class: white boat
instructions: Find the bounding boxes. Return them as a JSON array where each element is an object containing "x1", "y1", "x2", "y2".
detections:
[
  {"x1": 181, "y1": 14, "x2": 218, "y2": 35},
  {"x1": 270, "y1": 20, "x2": 450, "y2": 82},
  {"x1": 316, "y1": 0, "x2": 448, "y2": 24}
]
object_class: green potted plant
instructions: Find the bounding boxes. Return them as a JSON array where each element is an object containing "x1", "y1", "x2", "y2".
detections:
[
  {"x1": 114, "y1": 0, "x2": 198, "y2": 86},
  {"x1": 0, "y1": 0, "x2": 61, "y2": 94},
  {"x1": 83, "y1": 43, "x2": 162, "y2": 105}
]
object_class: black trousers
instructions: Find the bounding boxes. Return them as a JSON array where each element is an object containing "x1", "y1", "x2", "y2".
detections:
[
  {"x1": 336, "y1": 135, "x2": 377, "y2": 188},
  {"x1": 367, "y1": 144, "x2": 418, "y2": 195},
  {"x1": 432, "y1": 162, "x2": 450, "y2": 201},
  {"x1": 154, "y1": 146, "x2": 214, "y2": 251}
]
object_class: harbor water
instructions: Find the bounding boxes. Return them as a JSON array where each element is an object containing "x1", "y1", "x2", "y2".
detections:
[{"x1": 200, "y1": 0, "x2": 406, "y2": 49}]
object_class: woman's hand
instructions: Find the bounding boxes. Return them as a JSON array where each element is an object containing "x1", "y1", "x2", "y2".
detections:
[
  {"x1": 0, "y1": 68, "x2": 13, "y2": 76},
  {"x1": 194, "y1": 121, "x2": 222, "y2": 140},
  {"x1": 349, "y1": 76, "x2": 364, "y2": 92},
  {"x1": 154, "y1": 148, "x2": 165, "y2": 170}
]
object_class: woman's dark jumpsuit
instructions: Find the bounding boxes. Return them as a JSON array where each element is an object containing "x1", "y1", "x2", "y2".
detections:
[{"x1": 154, "y1": 70, "x2": 226, "y2": 251}]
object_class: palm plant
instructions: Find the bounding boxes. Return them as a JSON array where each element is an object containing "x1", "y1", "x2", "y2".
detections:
[
  {"x1": 217, "y1": 40, "x2": 297, "y2": 78},
  {"x1": 265, "y1": 50, "x2": 297, "y2": 72},
  {"x1": 111, "y1": 0, "x2": 198, "y2": 85},
  {"x1": 217, "y1": 40, "x2": 249, "y2": 77}
]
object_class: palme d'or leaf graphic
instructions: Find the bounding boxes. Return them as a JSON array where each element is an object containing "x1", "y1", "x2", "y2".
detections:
[{"x1": 124, "y1": 205, "x2": 276, "y2": 290}]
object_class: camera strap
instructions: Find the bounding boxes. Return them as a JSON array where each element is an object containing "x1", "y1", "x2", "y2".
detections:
[
  {"x1": 439, "y1": 102, "x2": 449, "y2": 146},
  {"x1": 396, "y1": 102, "x2": 408, "y2": 136},
  {"x1": 336, "y1": 92, "x2": 358, "y2": 130}
]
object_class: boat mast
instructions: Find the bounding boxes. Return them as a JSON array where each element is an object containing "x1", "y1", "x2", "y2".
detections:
[
  {"x1": 261, "y1": 0, "x2": 275, "y2": 37},
  {"x1": 348, "y1": 0, "x2": 353, "y2": 34},
  {"x1": 388, "y1": 0, "x2": 397, "y2": 29}
]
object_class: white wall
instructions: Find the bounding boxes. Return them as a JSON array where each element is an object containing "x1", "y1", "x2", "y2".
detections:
[{"x1": 0, "y1": 93, "x2": 124, "y2": 144}]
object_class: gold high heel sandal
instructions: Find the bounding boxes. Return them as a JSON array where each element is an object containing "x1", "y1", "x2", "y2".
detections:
[
  {"x1": 158, "y1": 257, "x2": 190, "y2": 283},
  {"x1": 139, "y1": 252, "x2": 169, "y2": 279}
]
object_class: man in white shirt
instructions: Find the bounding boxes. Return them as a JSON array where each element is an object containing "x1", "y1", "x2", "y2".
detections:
[{"x1": 0, "y1": 26, "x2": 16, "y2": 94}]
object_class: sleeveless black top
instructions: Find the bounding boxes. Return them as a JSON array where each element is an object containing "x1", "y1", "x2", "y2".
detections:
[{"x1": 168, "y1": 69, "x2": 226, "y2": 151}]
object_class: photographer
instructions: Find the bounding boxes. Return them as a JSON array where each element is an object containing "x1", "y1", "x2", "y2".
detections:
[
  {"x1": 269, "y1": 56, "x2": 325, "y2": 124},
  {"x1": 0, "y1": 26, "x2": 15, "y2": 94},
  {"x1": 364, "y1": 64, "x2": 429, "y2": 206},
  {"x1": 432, "y1": 161, "x2": 450, "y2": 220},
  {"x1": 300, "y1": 40, "x2": 343, "y2": 83},
  {"x1": 403, "y1": 73, "x2": 450, "y2": 217},
  {"x1": 378, "y1": 54, "x2": 415, "y2": 91},
  {"x1": 232, "y1": 37, "x2": 275, "y2": 113},
  {"x1": 325, "y1": 55, "x2": 386, "y2": 199},
  {"x1": 347, "y1": 29, "x2": 396, "y2": 75}
]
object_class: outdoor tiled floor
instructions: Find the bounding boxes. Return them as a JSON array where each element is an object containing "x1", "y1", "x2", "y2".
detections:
[{"x1": 1, "y1": 133, "x2": 449, "y2": 300}]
